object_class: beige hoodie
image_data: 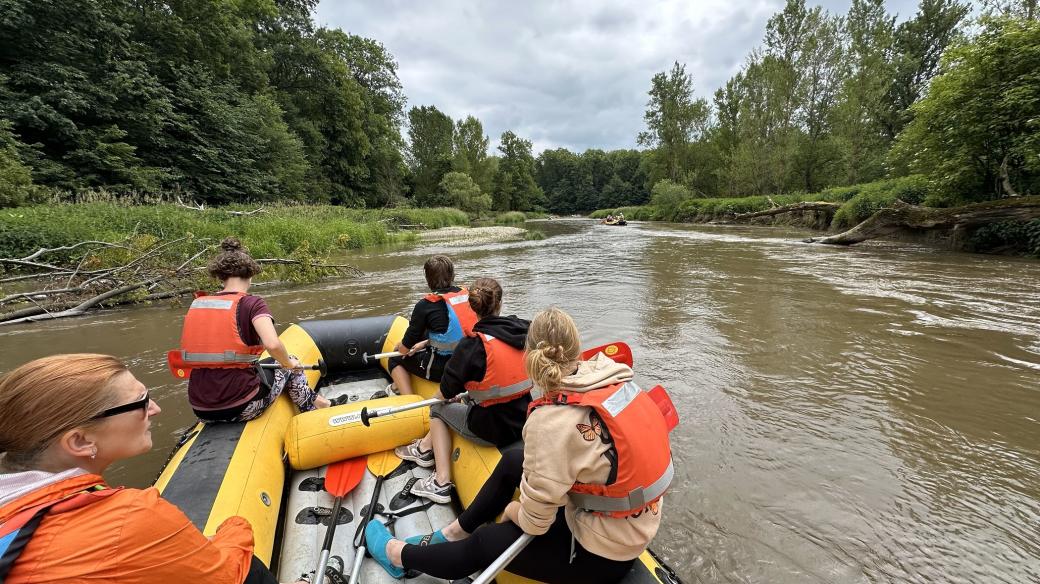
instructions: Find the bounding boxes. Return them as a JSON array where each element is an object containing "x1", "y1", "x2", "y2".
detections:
[{"x1": 517, "y1": 352, "x2": 664, "y2": 561}]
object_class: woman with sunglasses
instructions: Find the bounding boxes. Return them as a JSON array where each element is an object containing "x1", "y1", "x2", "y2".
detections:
[{"x1": 0, "y1": 354, "x2": 307, "y2": 584}]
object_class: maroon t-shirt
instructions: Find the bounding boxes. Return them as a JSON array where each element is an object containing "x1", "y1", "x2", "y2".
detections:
[{"x1": 187, "y1": 292, "x2": 272, "y2": 411}]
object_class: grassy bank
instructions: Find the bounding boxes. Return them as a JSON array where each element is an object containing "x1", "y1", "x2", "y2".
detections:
[
  {"x1": 0, "y1": 203, "x2": 471, "y2": 260},
  {"x1": 591, "y1": 177, "x2": 1040, "y2": 256}
]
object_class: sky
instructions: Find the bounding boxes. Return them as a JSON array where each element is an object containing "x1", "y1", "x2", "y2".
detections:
[{"x1": 314, "y1": 0, "x2": 921, "y2": 155}]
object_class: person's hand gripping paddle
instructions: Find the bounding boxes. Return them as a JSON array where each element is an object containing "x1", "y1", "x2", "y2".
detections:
[
  {"x1": 313, "y1": 456, "x2": 366, "y2": 584},
  {"x1": 347, "y1": 450, "x2": 403, "y2": 584}
]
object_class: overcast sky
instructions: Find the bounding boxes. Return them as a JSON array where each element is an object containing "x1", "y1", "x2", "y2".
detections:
[{"x1": 314, "y1": 0, "x2": 921, "y2": 154}]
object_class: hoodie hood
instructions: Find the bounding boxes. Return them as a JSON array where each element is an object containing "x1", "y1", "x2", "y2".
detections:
[
  {"x1": 472, "y1": 315, "x2": 529, "y2": 350},
  {"x1": 0, "y1": 467, "x2": 88, "y2": 510}
]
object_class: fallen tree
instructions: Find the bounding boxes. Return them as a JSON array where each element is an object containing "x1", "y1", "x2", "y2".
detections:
[
  {"x1": 0, "y1": 237, "x2": 363, "y2": 325},
  {"x1": 804, "y1": 196, "x2": 1040, "y2": 246},
  {"x1": 731, "y1": 201, "x2": 842, "y2": 221}
]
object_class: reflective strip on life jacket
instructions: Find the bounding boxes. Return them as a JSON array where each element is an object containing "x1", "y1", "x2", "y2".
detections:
[
  {"x1": 470, "y1": 378, "x2": 531, "y2": 404},
  {"x1": 570, "y1": 460, "x2": 674, "y2": 513},
  {"x1": 176, "y1": 350, "x2": 261, "y2": 364}
]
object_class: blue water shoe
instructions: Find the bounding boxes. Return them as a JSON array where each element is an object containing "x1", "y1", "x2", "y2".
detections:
[
  {"x1": 364, "y1": 520, "x2": 405, "y2": 579},
  {"x1": 404, "y1": 529, "x2": 447, "y2": 547}
]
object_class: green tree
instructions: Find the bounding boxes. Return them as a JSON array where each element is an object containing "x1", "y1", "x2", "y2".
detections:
[
  {"x1": 882, "y1": 0, "x2": 970, "y2": 139},
  {"x1": 493, "y1": 131, "x2": 543, "y2": 211},
  {"x1": 452, "y1": 116, "x2": 493, "y2": 193},
  {"x1": 407, "y1": 105, "x2": 454, "y2": 201},
  {"x1": 439, "y1": 171, "x2": 491, "y2": 214},
  {"x1": 637, "y1": 62, "x2": 711, "y2": 184},
  {"x1": 890, "y1": 17, "x2": 1040, "y2": 200},
  {"x1": 650, "y1": 179, "x2": 693, "y2": 218},
  {"x1": 0, "y1": 120, "x2": 33, "y2": 207},
  {"x1": 832, "y1": 0, "x2": 895, "y2": 184}
]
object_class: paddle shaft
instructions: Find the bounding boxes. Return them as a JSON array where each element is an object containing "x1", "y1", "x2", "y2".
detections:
[
  {"x1": 362, "y1": 350, "x2": 404, "y2": 363},
  {"x1": 347, "y1": 474, "x2": 386, "y2": 584},
  {"x1": 471, "y1": 533, "x2": 534, "y2": 584},
  {"x1": 360, "y1": 392, "x2": 468, "y2": 426},
  {"x1": 313, "y1": 495, "x2": 345, "y2": 584}
]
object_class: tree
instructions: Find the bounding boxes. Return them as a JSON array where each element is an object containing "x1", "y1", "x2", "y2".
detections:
[
  {"x1": 492, "y1": 131, "x2": 543, "y2": 211},
  {"x1": 637, "y1": 62, "x2": 711, "y2": 184},
  {"x1": 882, "y1": 0, "x2": 970, "y2": 139},
  {"x1": 831, "y1": 0, "x2": 896, "y2": 184},
  {"x1": 0, "y1": 120, "x2": 33, "y2": 207},
  {"x1": 890, "y1": 17, "x2": 1040, "y2": 201},
  {"x1": 452, "y1": 116, "x2": 493, "y2": 193},
  {"x1": 407, "y1": 105, "x2": 454, "y2": 201},
  {"x1": 439, "y1": 171, "x2": 491, "y2": 214},
  {"x1": 650, "y1": 179, "x2": 693, "y2": 218}
]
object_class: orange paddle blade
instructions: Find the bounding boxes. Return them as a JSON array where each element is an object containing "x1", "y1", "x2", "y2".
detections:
[
  {"x1": 647, "y1": 385, "x2": 679, "y2": 431},
  {"x1": 325, "y1": 456, "x2": 367, "y2": 497},
  {"x1": 166, "y1": 350, "x2": 192, "y2": 379},
  {"x1": 582, "y1": 341, "x2": 633, "y2": 367}
]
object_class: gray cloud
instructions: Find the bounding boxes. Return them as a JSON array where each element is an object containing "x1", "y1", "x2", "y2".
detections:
[{"x1": 315, "y1": 0, "x2": 920, "y2": 154}]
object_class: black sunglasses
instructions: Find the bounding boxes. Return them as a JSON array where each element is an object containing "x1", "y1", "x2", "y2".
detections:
[{"x1": 91, "y1": 392, "x2": 150, "y2": 420}]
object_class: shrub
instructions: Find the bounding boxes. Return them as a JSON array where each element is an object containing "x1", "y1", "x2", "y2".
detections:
[{"x1": 494, "y1": 211, "x2": 526, "y2": 224}]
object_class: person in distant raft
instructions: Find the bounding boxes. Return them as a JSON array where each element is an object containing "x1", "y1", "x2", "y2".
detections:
[
  {"x1": 396, "y1": 277, "x2": 531, "y2": 503},
  {"x1": 0, "y1": 354, "x2": 310, "y2": 584},
  {"x1": 178, "y1": 237, "x2": 330, "y2": 422},
  {"x1": 365, "y1": 307, "x2": 672, "y2": 584},
  {"x1": 387, "y1": 255, "x2": 478, "y2": 396}
]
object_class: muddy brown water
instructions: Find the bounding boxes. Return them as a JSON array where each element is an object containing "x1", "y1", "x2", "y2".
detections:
[{"x1": 2, "y1": 219, "x2": 1038, "y2": 583}]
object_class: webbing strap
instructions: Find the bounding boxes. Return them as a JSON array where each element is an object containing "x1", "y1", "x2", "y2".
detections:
[
  {"x1": 0, "y1": 506, "x2": 49, "y2": 581},
  {"x1": 570, "y1": 459, "x2": 674, "y2": 513}
]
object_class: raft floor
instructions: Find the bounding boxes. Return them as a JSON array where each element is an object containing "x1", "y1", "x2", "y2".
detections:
[{"x1": 277, "y1": 373, "x2": 457, "y2": 583}]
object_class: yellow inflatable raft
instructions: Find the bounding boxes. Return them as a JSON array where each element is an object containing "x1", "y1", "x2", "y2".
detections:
[{"x1": 155, "y1": 315, "x2": 681, "y2": 584}]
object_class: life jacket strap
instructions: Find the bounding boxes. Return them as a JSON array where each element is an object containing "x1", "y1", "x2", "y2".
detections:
[{"x1": 469, "y1": 378, "x2": 532, "y2": 404}]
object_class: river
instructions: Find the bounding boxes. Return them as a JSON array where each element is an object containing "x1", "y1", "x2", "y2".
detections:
[{"x1": 1, "y1": 219, "x2": 1037, "y2": 583}]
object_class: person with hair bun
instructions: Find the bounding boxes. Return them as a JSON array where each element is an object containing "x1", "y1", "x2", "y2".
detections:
[
  {"x1": 366, "y1": 307, "x2": 672, "y2": 584},
  {"x1": 0, "y1": 354, "x2": 308, "y2": 584},
  {"x1": 396, "y1": 277, "x2": 531, "y2": 503},
  {"x1": 386, "y1": 255, "x2": 478, "y2": 396},
  {"x1": 177, "y1": 237, "x2": 329, "y2": 422}
]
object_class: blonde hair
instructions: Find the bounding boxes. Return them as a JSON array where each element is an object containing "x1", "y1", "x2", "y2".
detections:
[
  {"x1": 524, "y1": 307, "x2": 581, "y2": 393},
  {"x1": 468, "y1": 277, "x2": 502, "y2": 319},
  {"x1": 0, "y1": 354, "x2": 128, "y2": 470}
]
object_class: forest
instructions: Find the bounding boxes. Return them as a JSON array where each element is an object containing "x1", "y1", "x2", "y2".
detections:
[{"x1": 0, "y1": 0, "x2": 1037, "y2": 227}]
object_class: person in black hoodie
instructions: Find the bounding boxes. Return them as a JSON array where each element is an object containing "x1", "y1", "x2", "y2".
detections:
[{"x1": 396, "y1": 277, "x2": 532, "y2": 503}]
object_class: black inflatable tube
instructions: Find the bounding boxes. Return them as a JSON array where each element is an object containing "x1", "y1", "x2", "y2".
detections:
[{"x1": 297, "y1": 315, "x2": 397, "y2": 374}]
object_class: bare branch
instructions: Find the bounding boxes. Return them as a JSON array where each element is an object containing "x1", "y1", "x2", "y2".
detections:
[
  {"x1": 227, "y1": 207, "x2": 267, "y2": 217},
  {"x1": 16, "y1": 240, "x2": 132, "y2": 262}
]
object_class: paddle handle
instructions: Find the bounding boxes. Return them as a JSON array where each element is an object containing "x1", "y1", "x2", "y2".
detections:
[
  {"x1": 362, "y1": 350, "x2": 403, "y2": 363},
  {"x1": 360, "y1": 393, "x2": 468, "y2": 427},
  {"x1": 471, "y1": 533, "x2": 534, "y2": 584},
  {"x1": 314, "y1": 549, "x2": 331, "y2": 584}
]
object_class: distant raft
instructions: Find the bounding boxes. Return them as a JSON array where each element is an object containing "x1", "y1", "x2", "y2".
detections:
[{"x1": 155, "y1": 315, "x2": 681, "y2": 584}]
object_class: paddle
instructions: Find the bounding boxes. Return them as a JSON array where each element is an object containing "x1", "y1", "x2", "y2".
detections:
[
  {"x1": 471, "y1": 533, "x2": 534, "y2": 584},
  {"x1": 360, "y1": 392, "x2": 469, "y2": 427},
  {"x1": 313, "y1": 456, "x2": 367, "y2": 584},
  {"x1": 582, "y1": 341, "x2": 632, "y2": 366},
  {"x1": 348, "y1": 450, "x2": 403, "y2": 584},
  {"x1": 166, "y1": 350, "x2": 327, "y2": 379}
]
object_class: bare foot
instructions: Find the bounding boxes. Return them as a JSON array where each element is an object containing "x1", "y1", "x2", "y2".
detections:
[
  {"x1": 313, "y1": 395, "x2": 331, "y2": 409},
  {"x1": 442, "y1": 519, "x2": 470, "y2": 542}
]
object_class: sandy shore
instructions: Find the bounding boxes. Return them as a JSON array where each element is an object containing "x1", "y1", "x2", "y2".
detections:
[{"x1": 418, "y1": 226, "x2": 527, "y2": 246}]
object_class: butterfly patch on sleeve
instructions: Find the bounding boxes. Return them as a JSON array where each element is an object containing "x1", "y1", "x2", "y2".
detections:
[{"x1": 576, "y1": 414, "x2": 606, "y2": 442}]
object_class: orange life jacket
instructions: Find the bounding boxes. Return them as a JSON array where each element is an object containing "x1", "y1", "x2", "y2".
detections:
[
  {"x1": 463, "y1": 332, "x2": 532, "y2": 406},
  {"x1": 422, "y1": 288, "x2": 478, "y2": 355},
  {"x1": 176, "y1": 292, "x2": 264, "y2": 368},
  {"x1": 528, "y1": 381, "x2": 674, "y2": 517},
  {"x1": 0, "y1": 475, "x2": 118, "y2": 580}
]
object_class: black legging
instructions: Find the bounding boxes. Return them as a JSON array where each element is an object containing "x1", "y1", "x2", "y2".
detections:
[
  {"x1": 400, "y1": 446, "x2": 635, "y2": 584},
  {"x1": 243, "y1": 556, "x2": 277, "y2": 584}
]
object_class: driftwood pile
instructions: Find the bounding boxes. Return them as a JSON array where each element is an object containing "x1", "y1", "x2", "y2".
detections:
[{"x1": 0, "y1": 238, "x2": 362, "y2": 326}]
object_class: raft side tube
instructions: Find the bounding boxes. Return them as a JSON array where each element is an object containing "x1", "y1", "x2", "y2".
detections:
[{"x1": 298, "y1": 316, "x2": 398, "y2": 372}]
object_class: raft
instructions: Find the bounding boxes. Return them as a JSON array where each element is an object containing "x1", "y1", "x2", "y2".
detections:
[
  {"x1": 602, "y1": 219, "x2": 628, "y2": 226},
  {"x1": 155, "y1": 315, "x2": 681, "y2": 584}
]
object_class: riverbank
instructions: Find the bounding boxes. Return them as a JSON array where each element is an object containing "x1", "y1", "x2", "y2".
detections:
[{"x1": 591, "y1": 177, "x2": 1040, "y2": 257}]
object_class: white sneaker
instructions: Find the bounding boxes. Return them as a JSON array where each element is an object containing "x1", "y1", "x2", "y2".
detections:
[
  {"x1": 409, "y1": 474, "x2": 454, "y2": 504},
  {"x1": 384, "y1": 383, "x2": 398, "y2": 397},
  {"x1": 394, "y1": 439, "x2": 434, "y2": 468}
]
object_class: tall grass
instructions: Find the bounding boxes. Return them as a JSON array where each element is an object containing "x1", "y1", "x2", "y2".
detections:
[{"x1": 0, "y1": 203, "x2": 470, "y2": 259}]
